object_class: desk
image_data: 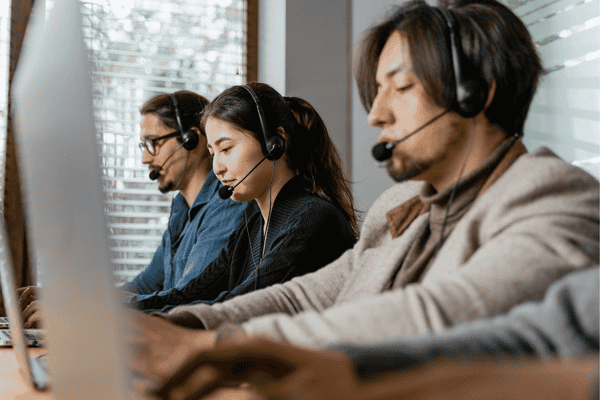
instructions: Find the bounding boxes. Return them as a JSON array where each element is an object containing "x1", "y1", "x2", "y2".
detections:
[
  {"x1": 0, "y1": 347, "x2": 259, "y2": 399},
  {"x1": 0, "y1": 347, "x2": 52, "y2": 400}
]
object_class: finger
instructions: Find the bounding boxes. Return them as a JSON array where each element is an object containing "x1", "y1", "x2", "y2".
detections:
[
  {"x1": 16, "y1": 286, "x2": 30, "y2": 296},
  {"x1": 22, "y1": 301, "x2": 39, "y2": 321},
  {"x1": 18, "y1": 286, "x2": 37, "y2": 301},
  {"x1": 261, "y1": 367, "x2": 325, "y2": 400},
  {"x1": 155, "y1": 349, "x2": 296, "y2": 398},
  {"x1": 19, "y1": 291, "x2": 35, "y2": 313},
  {"x1": 25, "y1": 310, "x2": 42, "y2": 329},
  {"x1": 195, "y1": 338, "x2": 306, "y2": 371},
  {"x1": 152, "y1": 366, "x2": 220, "y2": 400}
]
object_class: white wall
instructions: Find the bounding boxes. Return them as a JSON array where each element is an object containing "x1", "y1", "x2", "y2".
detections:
[
  {"x1": 257, "y1": 0, "x2": 352, "y2": 177},
  {"x1": 350, "y1": 1, "x2": 404, "y2": 219}
]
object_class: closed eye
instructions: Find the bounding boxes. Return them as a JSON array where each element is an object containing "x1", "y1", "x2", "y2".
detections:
[{"x1": 396, "y1": 84, "x2": 414, "y2": 92}]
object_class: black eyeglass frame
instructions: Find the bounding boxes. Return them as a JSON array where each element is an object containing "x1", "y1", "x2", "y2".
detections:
[{"x1": 139, "y1": 131, "x2": 180, "y2": 155}]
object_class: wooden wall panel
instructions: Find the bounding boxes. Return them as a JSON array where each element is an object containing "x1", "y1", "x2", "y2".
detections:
[{"x1": 4, "y1": 0, "x2": 34, "y2": 288}]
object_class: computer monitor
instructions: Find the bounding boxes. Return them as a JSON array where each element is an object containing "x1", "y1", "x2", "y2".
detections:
[{"x1": 11, "y1": 0, "x2": 129, "y2": 398}]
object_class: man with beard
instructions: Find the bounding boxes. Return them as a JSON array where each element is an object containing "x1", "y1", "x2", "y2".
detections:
[
  {"x1": 20, "y1": 91, "x2": 252, "y2": 327},
  {"x1": 130, "y1": 0, "x2": 599, "y2": 382}
]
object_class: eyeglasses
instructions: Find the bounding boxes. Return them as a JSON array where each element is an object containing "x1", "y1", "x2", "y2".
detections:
[{"x1": 139, "y1": 131, "x2": 180, "y2": 155}]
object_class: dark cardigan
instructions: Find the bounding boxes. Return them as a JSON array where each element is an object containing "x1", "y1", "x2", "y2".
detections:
[{"x1": 131, "y1": 176, "x2": 357, "y2": 312}]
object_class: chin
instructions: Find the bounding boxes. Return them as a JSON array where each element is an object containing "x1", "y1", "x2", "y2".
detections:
[
  {"x1": 158, "y1": 180, "x2": 174, "y2": 194},
  {"x1": 386, "y1": 157, "x2": 434, "y2": 183},
  {"x1": 230, "y1": 187, "x2": 256, "y2": 203},
  {"x1": 230, "y1": 193, "x2": 250, "y2": 203}
]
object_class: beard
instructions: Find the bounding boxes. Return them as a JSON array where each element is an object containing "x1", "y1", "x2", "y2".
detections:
[
  {"x1": 385, "y1": 151, "x2": 447, "y2": 183},
  {"x1": 158, "y1": 180, "x2": 174, "y2": 194}
]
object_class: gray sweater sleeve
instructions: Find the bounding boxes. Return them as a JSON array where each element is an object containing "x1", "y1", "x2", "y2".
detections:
[{"x1": 334, "y1": 267, "x2": 599, "y2": 380}]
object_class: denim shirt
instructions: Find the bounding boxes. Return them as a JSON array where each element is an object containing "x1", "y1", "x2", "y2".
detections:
[
  {"x1": 131, "y1": 175, "x2": 357, "y2": 312},
  {"x1": 128, "y1": 170, "x2": 251, "y2": 298}
]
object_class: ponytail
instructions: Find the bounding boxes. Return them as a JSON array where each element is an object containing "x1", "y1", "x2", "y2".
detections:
[{"x1": 284, "y1": 96, "x2": 359, "y2": 235}]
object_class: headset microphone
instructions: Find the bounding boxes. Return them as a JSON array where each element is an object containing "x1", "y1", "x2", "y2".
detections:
[
  {"x1": 218, "y1": 146, "x2": 277, "y2": 200},
  {"x1": 149, "y1": 140, "x2": 188, "y2": 180},
  {"x1": 371, "y1": 109, "x2": 451, "y2": 162}
]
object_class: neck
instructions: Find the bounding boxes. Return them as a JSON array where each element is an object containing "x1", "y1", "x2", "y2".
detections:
[
  {"x1": 178, "y1": 160, "x2": 212, "y2": 207},
  {"x1": 428, "y1": 121, "x2": 507, "y2": 193},
  {"x1": 255, "y1": 164, "x2": 295, "y2": 224}
]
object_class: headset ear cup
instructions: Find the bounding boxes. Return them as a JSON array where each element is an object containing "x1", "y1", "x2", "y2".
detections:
[
  {"x1": 181, "y1": 129, "x2": 199, "y2": 150},
  {"x1": 456, "y1": 78, "x2": 487, "y2": 118},
  {"x1": 265, "y1": 136, "x2": 285, "y2": 161}
]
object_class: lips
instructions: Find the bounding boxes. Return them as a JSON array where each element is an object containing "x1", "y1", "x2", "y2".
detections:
[{"x1": 221, "y1": 179, "x2": 235, "y2": 186}]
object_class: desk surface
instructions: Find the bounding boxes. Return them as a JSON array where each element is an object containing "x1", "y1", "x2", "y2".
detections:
[
  {"x1": 0, "y1": 347, "x2": 259, "y2": 400},
  {"x1": 0, "y1": 347, "x2": 53, "y2": 400}
]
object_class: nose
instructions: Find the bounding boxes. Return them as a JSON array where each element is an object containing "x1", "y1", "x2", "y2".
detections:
[
  {"x1": 212, "y1": 154, "x2": 226, "y2": 178},
  {"x1": 141, "y1": 147, "x2": 153, "y2": 164},
  {"x1": 367, "y1": 89, "x2": 394, "y2": 131}
]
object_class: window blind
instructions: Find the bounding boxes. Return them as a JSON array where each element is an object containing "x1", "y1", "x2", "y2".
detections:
[
  {"x1": 509, "y1": 0, "x2": 600, "y2": 170},
  {"x1": 76, "y1": 0, "x2": 249, "y2": 283}
]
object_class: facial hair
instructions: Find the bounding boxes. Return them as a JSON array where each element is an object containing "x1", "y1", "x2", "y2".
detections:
[
  {"x1": 385, "y1": 151, "x2": 448, "y2": 183},
  {"x1": 158, "y1": 181, "x2": 174, "y2": 194},
  {"x1": 386, "y1": 120, "x2": 465, "y2": 183}
]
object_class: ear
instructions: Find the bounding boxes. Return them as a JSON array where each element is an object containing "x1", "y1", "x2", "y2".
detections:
[
  {"x1": 483, "y1": 80, "x2": 497, "y2": 111},
  {"x1": 190, "y1": 126, "x2": 203, "y2": 137},
  {"x1": 276, "y1": 126, "x2": 288, "y2": 144},
  {"x1": 190, "y1": 127, "x2": 208, "y2": 151}
]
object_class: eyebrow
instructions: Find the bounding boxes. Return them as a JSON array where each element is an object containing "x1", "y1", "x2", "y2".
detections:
[
  {"x1": 376, "y1": 62, "x2": 410, "y2": 87},
  {"x1": 385, "y1": 63, "x2": 409, "y2": 79},
  {"x1": 207, "y1": 136, "x2": 232, "y2": 149}
]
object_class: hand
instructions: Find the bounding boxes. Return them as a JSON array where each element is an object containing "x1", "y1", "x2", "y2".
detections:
[
  {"x1": 18, "y1": 286, "x2": 43, "y2": 328},
  {"x1": 126, "y1": 308, "x2": 217, "y2": 383},
  {"x1": 151, "y1": 342, "x2": 599, "y2": 400},
  {"x1": 22, "y1": 300, "x2": 43, "y2": 328},
  {"x1": 151, "y1": 337, "x2": 361, "y2": 400}
]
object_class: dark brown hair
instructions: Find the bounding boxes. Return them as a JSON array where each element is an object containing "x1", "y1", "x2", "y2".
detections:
[
  {"x1": 202, "y1": 82, "x2": 359, "y2": 235},
  {"x1": 355, "y1": 0, "x2": 545, "y2": 136},
  {"x1": 140, "y1": 90, "x2": 210, "y2": 135}
]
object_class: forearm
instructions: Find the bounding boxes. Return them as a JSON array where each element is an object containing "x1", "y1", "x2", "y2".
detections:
[
  {"x1": 162, "y1": 249, "x2": 356, "y2": 330},
  {"x1": 357, "y1": 357, "x2": 598, "y2": 400}
]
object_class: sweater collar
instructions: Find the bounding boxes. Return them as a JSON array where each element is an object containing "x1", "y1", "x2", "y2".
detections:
[{"x1": 253, "y1": 175, "x2": 310, "y2": 253}]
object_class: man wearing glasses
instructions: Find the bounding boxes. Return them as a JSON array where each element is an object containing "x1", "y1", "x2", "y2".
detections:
[
  {"x1": 20, "y1": 91, "x2": 252, "y2": 326},
  {"x1": 125, "y1": 91, "x2": 252, "y2": 306}
]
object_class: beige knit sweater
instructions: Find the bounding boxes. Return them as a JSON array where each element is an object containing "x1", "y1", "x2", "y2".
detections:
[{"x1": 162, "y1": 147, "x2": 599, "y2": 347}]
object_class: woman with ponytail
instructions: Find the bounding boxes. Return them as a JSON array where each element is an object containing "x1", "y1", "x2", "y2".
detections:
[{"x1": 131, "y1": 82, "x2": 357, "y2": 312}]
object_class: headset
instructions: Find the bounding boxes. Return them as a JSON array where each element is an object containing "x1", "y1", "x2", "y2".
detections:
[
  {"x1": 238, "y1": 85, "x2": 285, "y2": 161},
  {"x1": 169, "y1": 92, "x2": 199, "y2": 151},
  {"x1": 436, "y1": 7, "x2": 488, "y2": 118}
]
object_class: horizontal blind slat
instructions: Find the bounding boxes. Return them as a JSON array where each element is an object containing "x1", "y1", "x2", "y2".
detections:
[
  {"x1": 109, "y1": 234, "x2": 164, "y2": 241},
  {"x1": 519, "y1": 0, "x2": 592, "y2": 24},
  {"x1": 513, "y1": 0, "x2": 565, "y2": 19},
  {"x1": 536, "y1": 25, "x2": 600, "y2": 68},
  {"x1": 528, "y1": 0, "x2": 600, "y2": 42},
  {"x1": 104, "y1": 199, "x2": 172, "y2": 207}
]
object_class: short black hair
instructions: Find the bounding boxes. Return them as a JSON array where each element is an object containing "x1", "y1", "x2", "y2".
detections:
[
  {"x1": 355, "y1": 0, "x2": 545, "y2": 136},
  {"x1": 140, "y1": 90, "x2": 209, "y2": 134}
]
